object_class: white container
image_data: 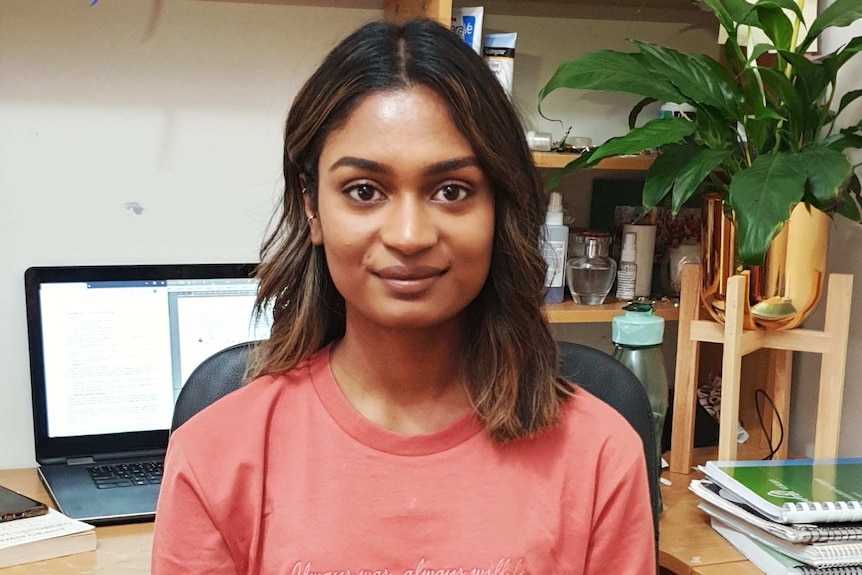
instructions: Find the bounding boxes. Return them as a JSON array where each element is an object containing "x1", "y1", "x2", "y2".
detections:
[
  {"x1": 615, "y1": 231, "x2": 637, "y2": 301},
  {"x1": 622, "y1": 223, "x2": 657, "y2": 297},
  {"x1": 541, "y1": 191, "x2": 569, "y2": 304}
]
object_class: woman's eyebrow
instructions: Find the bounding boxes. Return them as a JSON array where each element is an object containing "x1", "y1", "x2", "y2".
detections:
[
  {"x1": 329, "y1": 156, "x2": 388, "y2": 173},
  {"x1": 328, "y1": 156, "x2": 479, "y2": 176},
  {"x1": 423, "y1": 157, "x2": 480, "y2": 176}
]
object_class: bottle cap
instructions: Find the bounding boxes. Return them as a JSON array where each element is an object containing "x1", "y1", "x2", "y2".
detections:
[
  {"x1": 612, "y1": 302, "x2": 664, "y2": 346},
  {"x1": 545, "y1": 191, "x2": 564, "y2": 226},
  {"x1": 620, "y1": 231, "x2": 637, "y2": 262}
]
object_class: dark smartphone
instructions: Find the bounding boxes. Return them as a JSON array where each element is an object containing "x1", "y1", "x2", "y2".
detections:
[{"x1": 0, "y1": 485, "x2": 49, "y2": 522}]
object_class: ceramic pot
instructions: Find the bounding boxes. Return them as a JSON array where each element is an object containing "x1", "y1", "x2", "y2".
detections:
[{"x1": 700, "y1": 194, "x2": 830, "y2": 330}]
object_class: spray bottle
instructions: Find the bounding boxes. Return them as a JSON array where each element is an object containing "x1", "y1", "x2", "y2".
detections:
[{"x1": 541, "y1": 191, "x2": 569, "y2": 304}]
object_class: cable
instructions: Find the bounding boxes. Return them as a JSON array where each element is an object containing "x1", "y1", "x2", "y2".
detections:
[{"x1": 755, "y1": 388, "x2": 784, "y2": 460}]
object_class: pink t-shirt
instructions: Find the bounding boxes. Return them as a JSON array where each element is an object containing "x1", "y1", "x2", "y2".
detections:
[{"x1": 152, "y1": 345, "x2": 655, "y2": 575}]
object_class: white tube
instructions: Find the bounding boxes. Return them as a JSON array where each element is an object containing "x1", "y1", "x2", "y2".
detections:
[
  {"x1": 483, "y1": 32, "x2": 517, "y2": 97},
  {"x1": 450, "y1": 7, "x2": 484, "y2": 55}
]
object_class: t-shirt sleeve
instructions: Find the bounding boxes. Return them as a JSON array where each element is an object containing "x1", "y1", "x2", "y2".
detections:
[
  {"x1": 151, "y1": 439, "x2": 238, "y2": 575},
  {"x1": 585, "y1": 449, "x2": 656, "y2": 575}
]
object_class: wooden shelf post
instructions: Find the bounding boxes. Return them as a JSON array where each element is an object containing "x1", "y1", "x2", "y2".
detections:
[{"x1": 669, "y1": 263, "x2": 853, "y2": 473}]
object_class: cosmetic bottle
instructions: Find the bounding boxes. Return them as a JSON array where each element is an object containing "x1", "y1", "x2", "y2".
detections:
[
  {"x1": 615, "y1": 231, "x2": 637, "y2": 301},
  {"x1": 541, "y1": 191, "x2": 569, "y2": 304},
  {"x1": 565, "y1": 233, "x2": 615, "y2": 305}
]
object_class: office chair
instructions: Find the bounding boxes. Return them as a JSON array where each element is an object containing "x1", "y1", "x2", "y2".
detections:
[
  {"x1": 171, "y1": 341, "x2": 256, "y2": 432},
  {"x1": 557, "y1": 340, "x2": 661, "y2": 558}
]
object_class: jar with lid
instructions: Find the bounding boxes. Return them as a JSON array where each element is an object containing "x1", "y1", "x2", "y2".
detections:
[{"x1": 565, "y1": 232, "x2": 616, "y2": 305}]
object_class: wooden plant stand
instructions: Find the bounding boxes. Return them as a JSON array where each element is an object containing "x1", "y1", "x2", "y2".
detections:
[{"x1": 669, "y1": 263, "x2": 853, "y2": 474}]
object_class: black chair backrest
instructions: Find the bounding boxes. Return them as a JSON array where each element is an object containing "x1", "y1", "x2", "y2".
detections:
[
  {"x1": 557, "y1": 341, "x2": 661, "y2": 555},
  {"x1": 171, "y1": 341, "x2": 256, "y2": 432}
]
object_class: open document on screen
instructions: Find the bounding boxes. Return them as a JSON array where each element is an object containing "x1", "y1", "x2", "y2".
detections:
[{"x1": 37, "y1": 277, "x2": 270, "y2": 439}]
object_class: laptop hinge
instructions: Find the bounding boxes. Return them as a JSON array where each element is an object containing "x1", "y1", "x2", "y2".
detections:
[{"x1": 66, "y1": 456, "x2": 95, "y2": 466}]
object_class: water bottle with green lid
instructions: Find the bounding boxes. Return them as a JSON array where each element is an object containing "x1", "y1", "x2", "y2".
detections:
[{"x1": 611, "y1": 302, "x2": 668, "y2": 510}]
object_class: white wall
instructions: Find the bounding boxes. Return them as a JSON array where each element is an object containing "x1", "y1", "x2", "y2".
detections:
[
  {"x1": 0, "y1": 0, "x2": 717, "y2": 469},
  {"x1": 0, "y1": 0, "x2": 381, "y2": 469},
  {"x1": 789, "y1": 4, "x2": 862, "y2": 458}
]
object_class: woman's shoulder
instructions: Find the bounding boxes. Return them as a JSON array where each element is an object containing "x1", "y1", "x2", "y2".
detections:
[
  {"x1": 556, "y1": 385, "x2": 646, "y2": 461},
  {"x1": 169, "y1": 348, "x2": 328, "y2": 447}
]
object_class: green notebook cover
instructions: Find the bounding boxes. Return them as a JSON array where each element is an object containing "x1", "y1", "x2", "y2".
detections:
[{"x1": 704, "y1": 459, "x2": 862, "y2": 523}]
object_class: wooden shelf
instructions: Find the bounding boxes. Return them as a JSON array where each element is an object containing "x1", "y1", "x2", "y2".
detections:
[
  {"x1": 532, "y1": 151, "x2": 655, "y2": 171},
  {"x1": 545, "y1": 298, "x2": 679, "y2": 323}
]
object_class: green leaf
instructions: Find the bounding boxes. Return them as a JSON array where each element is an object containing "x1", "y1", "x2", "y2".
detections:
[
  {"x1": 838, "y1": 174, "x2": 862, "y2": 222},
  {"x1": 538, "y1": 51, "x2": 684, "y2": 114},
  {"x1": 544, "y1": 118, "x2": 696, "y2": 190},
  {"x1": 728, "y1": 153, "x2": 807, "y2": 264},
  {"x1": 696, "y1": 0, "x2": 738, "y2": 37},
  {"x1": 823, "y1": 133, "x2": 862, "y2": 153},
  {"x1": 586, "y1": 117, "x2": 696, "y2": 162},
  {"x1": 755, "y1": 4, "x2": 794, "y2": 51},
  {"x1": 756, "y1": 67, "x2": 803, "y2": 121},
  {"x1": 796, "y1": 147, "x2": 853, "y2": 205},
  {"x1": 643, "y1": 144, "x2": 731, "y2": 213},
  {"x1": 634, "y1": 41, "x2": 743, "y2": 120},
  {"x1": 801, "y1": 0, "x2": 862, "y2": 52},
  {"x1": 671, "y1": 148, "x2": 733, "y2": 213},
  {"x1": 781, "y1": 51, "x2": 830, "y2": 106},
  {"x1": 754, "y1": 0, "x2": 805, "y2": 24},
  {"x1": 643, "y1": 144, "x2": 698, "y2": 211},
  {"x1": 628, "y1": 97, "x2": 658, "y2": 129},
  {"x1": 838, "y1": 89, "x2": 862, "y2": 118},
  {"x1": 822, "y1": 36, "x2": 862, "y2": 82},
  {"x1": 724, "y1": 0, "x2": 761, "y2": 25}
]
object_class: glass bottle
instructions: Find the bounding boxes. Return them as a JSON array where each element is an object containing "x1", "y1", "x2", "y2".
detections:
[
  {"x1": 565, "y1": 233, "x2": 616, "y2": 305},
  {"x1": 611, "y1": 302, "x2": 669, "y2": 512}
]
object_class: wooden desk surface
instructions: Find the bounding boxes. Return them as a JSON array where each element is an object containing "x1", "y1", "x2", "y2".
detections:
[
  {"x1": 658, "y1": 449, "x2": 751, "y2": 574},
  {"x1": 0, "y1": 448, "x2": 758, "y2": 574}
]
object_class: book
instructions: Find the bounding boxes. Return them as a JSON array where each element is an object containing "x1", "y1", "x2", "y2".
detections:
[
  {"x1": 690, "y1": 479, "x2": 862, "y2": 543},
  {"x1": 702, "y1": 504, "x2": 862, "y2": 568},
  {"x1": 702, "y1": 459, "x2": 862, "y2": 524},
  {"x1": 0, "y1": 508, "x2": 96, "y2": 568},
  {"x1": 711, "y1": 517, "x2": 862, "y2": 575}
]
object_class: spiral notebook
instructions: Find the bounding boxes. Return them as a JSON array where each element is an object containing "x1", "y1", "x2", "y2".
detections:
[
  {"x1": 690, "y1": 479, "x2": 862, "y2": 544},
  {"x1": 702, "y1": 459, "x2": 862, "y2": 524},
  {"x1": 711, "y1": 518, "x2": 862, "y2": 575}
]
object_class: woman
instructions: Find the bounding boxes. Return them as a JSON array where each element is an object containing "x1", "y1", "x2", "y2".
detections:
[{"x1": 152, "y1": 18, "x2": 655, "y2": 575}]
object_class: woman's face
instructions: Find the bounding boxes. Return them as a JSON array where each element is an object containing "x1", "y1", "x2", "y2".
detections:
[{"x1": 307, "y1": 86, "x2": 495, "y2": 332}]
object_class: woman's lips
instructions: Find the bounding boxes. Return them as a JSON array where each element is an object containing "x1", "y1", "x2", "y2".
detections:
[{"x1": 374, "y1": 265, "x2": 447, "y2": 294}]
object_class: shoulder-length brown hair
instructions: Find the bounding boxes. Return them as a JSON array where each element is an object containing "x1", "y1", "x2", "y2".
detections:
[{"x1": 251, "y1": 18, "x2": 570, "y2": 443}]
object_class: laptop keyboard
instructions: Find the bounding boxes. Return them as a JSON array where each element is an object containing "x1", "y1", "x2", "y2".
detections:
[{"x1": 86, "y1": 461, "x2": 163, "y2": 489}]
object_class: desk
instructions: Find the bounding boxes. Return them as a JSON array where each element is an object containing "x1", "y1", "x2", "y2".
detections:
[
  {"x1": 658, "y1": 447, "x2": 757, "y2": 574},
  {"x1": 0, "y1": 450, "x2": 758, "y2": 575}
]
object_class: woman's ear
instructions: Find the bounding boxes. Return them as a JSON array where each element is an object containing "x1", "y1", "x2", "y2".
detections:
[{"x1": 301, "y1": 179, "x2": 323, "y2": 246}]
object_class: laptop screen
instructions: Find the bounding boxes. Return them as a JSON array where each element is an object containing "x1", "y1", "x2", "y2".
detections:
[{"x1": 25, "y1": 264, "x2": 271, "y2": 463}]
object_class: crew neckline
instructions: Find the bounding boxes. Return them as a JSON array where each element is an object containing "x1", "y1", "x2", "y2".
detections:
[{"x1": 309, "y1": 343, "x2": 483, "y2": 456}]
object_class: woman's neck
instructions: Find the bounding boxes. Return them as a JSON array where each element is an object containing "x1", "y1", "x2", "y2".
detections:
[{"x1": 329, "y1": 321, "x2": 473, "y2": 435}]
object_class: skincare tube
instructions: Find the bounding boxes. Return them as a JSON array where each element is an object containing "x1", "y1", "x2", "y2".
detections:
[
  {"x1": 451, "y1": 7, "x2": 484, "y2": 55},
  {"x1": 483, "y1": 32, "x2": 517, "y2": 97}
]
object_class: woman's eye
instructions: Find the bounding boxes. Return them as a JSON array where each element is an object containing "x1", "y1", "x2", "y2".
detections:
[
  {"x1": 433, "y1": 184, "x2": 469, "y2": 202},
  {"x1": 346, "y1": 184, "x2": 382, "y2": 202}
]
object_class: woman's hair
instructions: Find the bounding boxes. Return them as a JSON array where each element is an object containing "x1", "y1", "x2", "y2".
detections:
[{"x1": 252, "y1": 18, "x2": 570, "y2": 443}]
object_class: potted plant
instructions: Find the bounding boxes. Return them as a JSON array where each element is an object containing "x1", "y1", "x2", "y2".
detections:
[{"x1": 538, "y1": 0, "x2": 862, "y2": 270}]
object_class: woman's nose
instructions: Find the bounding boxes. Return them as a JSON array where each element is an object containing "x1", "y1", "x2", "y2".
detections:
[{"x1": 379, "y1": 196, "x2": 438, "y2": 255}]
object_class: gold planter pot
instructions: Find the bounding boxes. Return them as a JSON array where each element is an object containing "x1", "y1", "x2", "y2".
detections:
[{"x1": 701, "y1": 194, "x2": 831, "y2": 330}]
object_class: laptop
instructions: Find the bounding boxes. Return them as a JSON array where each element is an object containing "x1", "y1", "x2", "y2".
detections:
[{"x1": 24, "y1": 263, "x2": 271, "y2": 525}]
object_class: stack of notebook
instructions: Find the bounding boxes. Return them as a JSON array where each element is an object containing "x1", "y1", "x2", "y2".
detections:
[{"x1": 691, "y1": 458, "x2": 862, "y2": 575}]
